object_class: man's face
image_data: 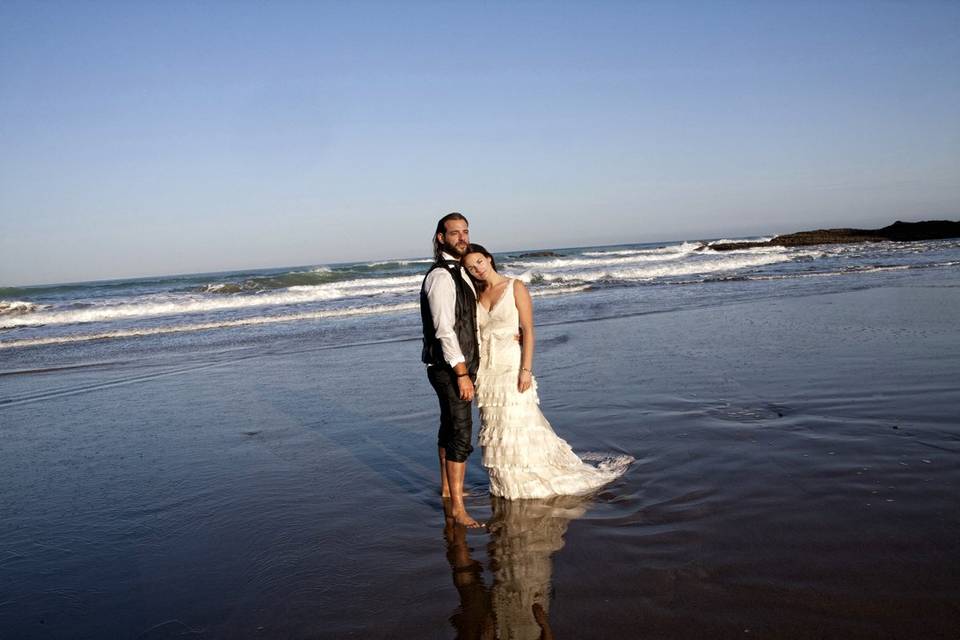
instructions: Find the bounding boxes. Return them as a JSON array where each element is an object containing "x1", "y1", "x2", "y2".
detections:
[{"x1": 438, "y1": 219, "x2": 470, "y2": 258}]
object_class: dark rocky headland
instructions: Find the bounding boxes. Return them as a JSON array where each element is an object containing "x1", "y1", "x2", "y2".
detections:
[
  {"x1": 707, "y1": 220, "x2": 960, "y2": 251},
  {"x1": 512, "y1": 250, "x2": 563, "y2": 258}
]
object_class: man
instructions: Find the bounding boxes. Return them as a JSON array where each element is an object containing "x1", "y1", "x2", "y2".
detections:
[{"x1": 421, "y1": 212, "x2": 482, "y2": 528}]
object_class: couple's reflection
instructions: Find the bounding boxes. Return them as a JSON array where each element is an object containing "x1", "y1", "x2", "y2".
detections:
[{"x1": 443, "y1": 495, "x2": 590, "y2": 639}]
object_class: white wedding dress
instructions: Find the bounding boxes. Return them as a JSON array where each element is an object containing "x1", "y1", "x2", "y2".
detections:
[{"x1": 475, "y1": 279, "x2": 633, "y2": 500}]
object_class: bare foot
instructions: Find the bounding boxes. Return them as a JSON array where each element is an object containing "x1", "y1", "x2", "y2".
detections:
[{"x1": 452, "y1": 510, "x2": 485, "y2": 528}]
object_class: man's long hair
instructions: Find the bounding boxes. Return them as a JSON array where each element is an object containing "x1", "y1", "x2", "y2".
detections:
[{"x1": 433, "y1": 212, "x2": 469, "y2": 262}]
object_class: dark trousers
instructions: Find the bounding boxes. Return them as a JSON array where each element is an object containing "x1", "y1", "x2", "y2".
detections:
[{"x1": 428, "y1": 366, "x2": 474, "y2": 463}]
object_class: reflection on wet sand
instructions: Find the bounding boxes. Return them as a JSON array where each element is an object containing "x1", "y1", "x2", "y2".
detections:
[
  {"x1": 443, "y1": 495, "x2": 590, "y2": 639},
  {"x1": 443, "y1": 505, "x2": 496, "y2": 639}
]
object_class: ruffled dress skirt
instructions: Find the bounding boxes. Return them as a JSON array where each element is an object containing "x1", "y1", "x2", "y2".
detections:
[{"x1": 475, "y1": 335, "x2": 633, "y2": 500}]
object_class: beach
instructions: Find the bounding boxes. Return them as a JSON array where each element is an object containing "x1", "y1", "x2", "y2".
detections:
[
  {"x1": 4, "y1": 0, "x2": 960, "y2": 634},
  {"x1": 2, "y1": 267, "x2": 959, "y2": 638}
]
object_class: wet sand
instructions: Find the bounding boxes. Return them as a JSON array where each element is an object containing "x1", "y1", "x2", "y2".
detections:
[{"x1": 2, "y1": 283, "x2": 959, "y2": 638}]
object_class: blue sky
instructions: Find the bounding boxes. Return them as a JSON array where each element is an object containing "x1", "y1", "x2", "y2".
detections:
[{"x1": 1, "y1": 1, "x2": 958, "y2": 286}]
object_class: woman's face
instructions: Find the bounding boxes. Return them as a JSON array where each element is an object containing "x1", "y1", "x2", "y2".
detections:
[{"x1": 463, "y1": 252, "x2": 493, "y2": 281}]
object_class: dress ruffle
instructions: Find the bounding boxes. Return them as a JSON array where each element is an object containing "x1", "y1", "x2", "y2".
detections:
[{"x1": 475, "y1": 374, "x2": 539, "y2": 408}]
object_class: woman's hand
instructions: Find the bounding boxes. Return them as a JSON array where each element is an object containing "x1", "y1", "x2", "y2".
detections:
[{"x1": 518, "y1": 369, "x2": 532, "y2": 393}]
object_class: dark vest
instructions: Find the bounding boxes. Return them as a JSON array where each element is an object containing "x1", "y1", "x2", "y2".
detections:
[{"x1": 420, "y1": 260, "x2": 480, "y2": 374}]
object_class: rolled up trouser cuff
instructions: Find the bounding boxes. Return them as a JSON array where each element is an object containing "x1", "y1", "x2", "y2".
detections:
[{"x1": 444, "y1": 440, "x2": 473, "y2": 463}]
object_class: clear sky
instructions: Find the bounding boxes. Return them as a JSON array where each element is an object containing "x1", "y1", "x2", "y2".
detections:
[{"x1": 1, "y1": 1, "x2": 958, "y2": 286}]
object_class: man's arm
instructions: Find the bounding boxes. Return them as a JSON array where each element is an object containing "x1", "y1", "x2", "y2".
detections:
[
  {"x1": 425, "y1": 269, "x2": 474, "y2": 401},
  {"x1": 425, "y1": 268, "x2": 466, "y2": 368}
]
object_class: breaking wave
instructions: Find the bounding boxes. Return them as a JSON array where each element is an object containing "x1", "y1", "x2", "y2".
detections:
[
  {"x1": 534, "y1": 251, "x2": 807, "y2": 284},
  {"x1": 198, "y1": 267, "x2": 340, "y2": 293},
  {"x1": 3, "y1": 238, "x2": 957, "y2": 352},
  {"x1": 0, "y1": 302, "x2": 420, "y2": 349},
  {"x1": 0, "y1": 300, "x2": 46, "y2": 316},
  {"x1": 581, "y1": 241, "x2": 702, "y2": 257}
]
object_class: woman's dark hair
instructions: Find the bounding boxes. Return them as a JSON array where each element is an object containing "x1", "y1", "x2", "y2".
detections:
[
  {"x1": 461, "y1": 243, "x2": 498, "y2": 289},
  {"x1": 432, "y1": 212, "x2": 469, "y2": 261}
]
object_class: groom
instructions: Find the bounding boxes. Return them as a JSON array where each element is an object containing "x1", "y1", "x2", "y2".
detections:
[{"x1": 421, "y1": 212, "x2": 482, "y2": 528}]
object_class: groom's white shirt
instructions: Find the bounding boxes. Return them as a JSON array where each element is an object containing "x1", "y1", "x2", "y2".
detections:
[{"x1": 424, "y1": 251, "x2": 477, "y2": 368}]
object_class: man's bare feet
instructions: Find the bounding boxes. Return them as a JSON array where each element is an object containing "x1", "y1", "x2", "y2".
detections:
[
  {"x1": 443, "y1": 497, "x2": 484, "y2": 528},
  {"x1": 452, "y1": 510, "x2": 485, "y2": 528}
]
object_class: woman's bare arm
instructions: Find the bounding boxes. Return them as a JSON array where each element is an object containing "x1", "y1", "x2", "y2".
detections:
[{"x1": 514, "y1": 279, "x2": 534, "y2": 392}]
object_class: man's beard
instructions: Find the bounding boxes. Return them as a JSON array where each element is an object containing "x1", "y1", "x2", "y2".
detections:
[{"x1": 442, "y1": 241, "x2": 468, "y2": 258}]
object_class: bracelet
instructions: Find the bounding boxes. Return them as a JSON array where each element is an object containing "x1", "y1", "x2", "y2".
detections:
[
  {"x1": 456, "y1": 371, "x2": 470, "y2": 378},
  {"x1": 520, "y1": 367, "x2": 532, "y2": 374}
]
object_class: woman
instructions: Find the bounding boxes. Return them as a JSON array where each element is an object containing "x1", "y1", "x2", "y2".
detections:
[{"x1": 461, "y1": 244, "x2": 633, "y2": 500}]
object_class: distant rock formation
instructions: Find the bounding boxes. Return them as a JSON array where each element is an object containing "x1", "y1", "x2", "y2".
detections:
[
  {"x1": 707, "y1": 220, "x2": 960, "y2": 251},
  {"x1": 513, "y1": 251, "x2": 563, "y2": 258}
]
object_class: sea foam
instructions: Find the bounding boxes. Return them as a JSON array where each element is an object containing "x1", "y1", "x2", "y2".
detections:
[
  {"x1": 536, "y1": 251, "x2": 808, "y2": 283},
  {"x1": 0, "y1": 302, "x2": 421, "y2": 349},
  {"x1": 0, "y1": 274, "x2": 426, "y2": 328},
  {"x1": 0, "y1": 300, "x2": 45, "y2": 316}
]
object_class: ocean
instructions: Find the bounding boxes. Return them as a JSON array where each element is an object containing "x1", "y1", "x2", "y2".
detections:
[{"x1": 3, "y1": 236, "x2": 959, "y2": 366}]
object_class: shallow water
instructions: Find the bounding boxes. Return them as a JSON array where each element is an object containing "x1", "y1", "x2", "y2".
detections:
[{"x1": 1, "y1": 278, "x2": 959, "y2": 638}]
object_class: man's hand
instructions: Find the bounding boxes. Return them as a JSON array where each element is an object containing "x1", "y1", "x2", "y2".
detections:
[{"x1": 457, "y1": 375, "x2": 475, "y2": 402}]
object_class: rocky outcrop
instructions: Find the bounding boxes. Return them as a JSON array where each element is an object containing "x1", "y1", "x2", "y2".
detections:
[
  {"x1": 708, "y1": 220, "x2": 960, "y2": 251},
  {"x1": 512, "y1": 251, "x2": 563, "y2": 258}
]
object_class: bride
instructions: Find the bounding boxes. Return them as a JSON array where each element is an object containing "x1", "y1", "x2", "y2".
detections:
[{"x1": 461, "y1": 244, "x2": 633, "y2": 500}]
